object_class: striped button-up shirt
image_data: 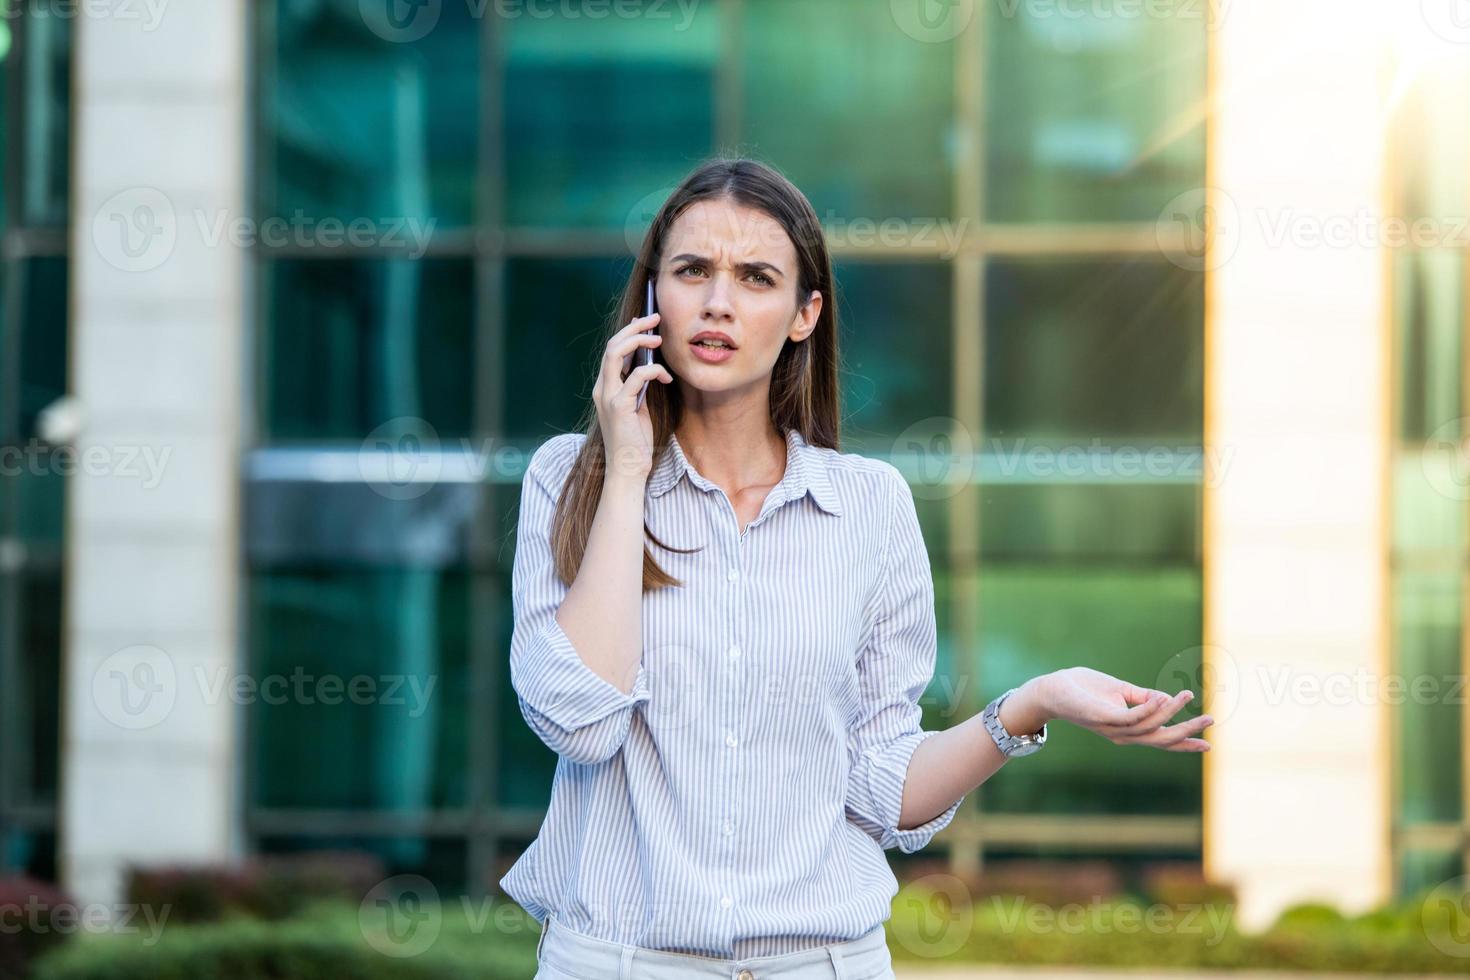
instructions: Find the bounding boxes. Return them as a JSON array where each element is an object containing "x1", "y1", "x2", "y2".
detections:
[{"x1": 499, "y1": 426, "x2": 962, "y2": 958}]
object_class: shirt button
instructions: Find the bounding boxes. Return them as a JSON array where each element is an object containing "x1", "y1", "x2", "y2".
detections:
[
  {"x1": 722, "y1": 820, "x2": 734, "y2": 836},
  {"x1": 720, "y1": 895, "x2": 734, "y2": 910},
  {"x1": 727, "y1": 568, "x2": 740, "y2": 582},
  {"x1": 725, "y1": 731, "x2": 738, "y2": 748},
  {"x1": 727, "y1": 644, "x2": 741, "y2": 660}
]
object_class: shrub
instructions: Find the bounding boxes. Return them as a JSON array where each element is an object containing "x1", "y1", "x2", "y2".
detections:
[
  {"x1": 31, "y1": 899, "x2": 540, "y2": 980},
  {"x1": 124, "y1": 850, "x2": 386, "y2": 924},
  {"x1": 889, "y1": 880, "x2": 1470, "y2": 973},
  {"x1": 0, "y1": 877, "x2": 75, "y2": 980}
]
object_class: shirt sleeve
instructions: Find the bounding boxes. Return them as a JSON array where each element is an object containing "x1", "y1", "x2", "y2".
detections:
[
  {"x1": 844, "y1": 464, "x2": 963, "y2": 853},
  {"x1": 508, "y1": 433, "x2": 650, "y2": 766}
]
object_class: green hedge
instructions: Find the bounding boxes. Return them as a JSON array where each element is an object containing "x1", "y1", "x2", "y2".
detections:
[
  {"x1": 30, "y1": 900, "x2": 540, "y2": 980},
  {"x1": 28, "y1": 885, "x2": 1470, "y2": 978},
  {"x1": 887, "y1": 881, "x2": 1470, "y2": 973}
]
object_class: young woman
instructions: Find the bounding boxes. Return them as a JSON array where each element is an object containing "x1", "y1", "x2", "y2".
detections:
[{"x1": 501, "y1": 158, "x2": 1215, "y2": 980}]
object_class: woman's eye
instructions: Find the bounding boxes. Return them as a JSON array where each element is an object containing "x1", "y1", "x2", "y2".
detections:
[{"x1": 675, "y1": 265, "x2": 770, "y2": 285}]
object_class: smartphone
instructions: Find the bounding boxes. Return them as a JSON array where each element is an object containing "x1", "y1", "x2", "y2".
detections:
[{"x1": 634, "y1": 275, "x2": 658, "y2": 412}]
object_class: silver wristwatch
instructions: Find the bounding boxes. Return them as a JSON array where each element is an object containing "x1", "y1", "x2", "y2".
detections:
[{"x1": 982, "y1": 687, "x2": 1048, "y2": 758}]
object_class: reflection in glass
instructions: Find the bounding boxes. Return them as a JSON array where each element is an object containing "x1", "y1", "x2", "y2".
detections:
[
  {"x1": 505, "y1": 9, "x2": 718, "y2": 227},
  {"x1": 14, "y1": 257, "x2": 66, "y2": 441},
  {"x1": 261, "y1": 258, "x2": 474, "y2": 442},
  {"x1": 249, "y1": 568, "x2": 469, "y2": 812},
  {"x1": 985, "y1": 258, "x2": 1203, "y2": 445},
  {"x1": 1392, "y1": 569, "x2": 1462, "y2": 826},
  {"x1": 834, "y1": 261, "x2": 952, "y2": 451},
  {"x1": 19, "y1": 9, "x2": 70, "y2": 227},
  {"x1": 977, "y1": 567, "x2": 1203, "y2": 816},
  {"x1": 982, "y1": 483, "x2": 1197, "y2": 563},
  {"x1": 743, "y1": 0, "x2": 953, "y2": 219},
  {"x1": 985, "y1": 4, "x2": 1205, "y2": 223},
  {"x1": 258, "y1": 0, "x2": 477, "y2": 228},
  {"x1": 1393, "y1": 249, "x2": 1462, "y2": 443},
  {"x1": 502, "y1": 257, "x2": 630, "y2": 439}
]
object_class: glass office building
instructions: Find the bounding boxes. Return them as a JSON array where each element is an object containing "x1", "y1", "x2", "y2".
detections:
[{"x1": 0, "y1": 0, "x2": 1459, "y2": 930}]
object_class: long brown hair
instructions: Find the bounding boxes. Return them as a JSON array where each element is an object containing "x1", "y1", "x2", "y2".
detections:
[{"x1": 548, "y1": 157, "x2": 842, "y2": 592}]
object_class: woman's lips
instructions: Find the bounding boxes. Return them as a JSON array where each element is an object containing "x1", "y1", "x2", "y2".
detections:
[{"x1": 689, "y1": 341, "x2": 735, "y2": 364}]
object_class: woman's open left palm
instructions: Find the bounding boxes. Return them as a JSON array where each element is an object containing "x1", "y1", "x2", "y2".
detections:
[{"x1": 1045, "y1": 666, "x2": 1214, "y2": 752}]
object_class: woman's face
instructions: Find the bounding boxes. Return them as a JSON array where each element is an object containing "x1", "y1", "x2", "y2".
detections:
[{"x1": 655, "y1": 197, "x2": 822, "y2": 397}]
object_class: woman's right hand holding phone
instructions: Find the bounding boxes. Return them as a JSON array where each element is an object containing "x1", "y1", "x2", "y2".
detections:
[{"x1": 595, "y1": 312, "x2": 672, "y2": 483}]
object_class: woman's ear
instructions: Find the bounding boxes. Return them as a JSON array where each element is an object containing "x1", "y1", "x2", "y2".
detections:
[{"x1": 790, "y1": 289, "x2": 823, "y2": 342}]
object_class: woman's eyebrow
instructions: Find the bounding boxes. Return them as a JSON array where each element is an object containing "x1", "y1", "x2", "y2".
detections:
[{"x1": 668, "y1": 253, "x2": 785, "y2": 279}]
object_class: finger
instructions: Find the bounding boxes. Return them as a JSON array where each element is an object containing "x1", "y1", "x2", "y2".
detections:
[
  {"x1": 1120, "y1": 682, "x2": 1164, "y2": 706},
  {"x1": 600, "y1": 319, "x2": 662, "y2": 393},
  {"x1": 1166, "y1": 738, "x2": 1212, "y2": 752},
  {"x1": 1094, "y1": 690, "x2": 1169, "y2": 728},
  {"x1": 605, "y1": 313, "x2": 661, "y2": 354},
  {"x1": 613, "y1": 363, "x2": 673, "y2": 403},
  {"x1": 612, "y1": 331, "x2": 664, "y2": 372},
  {"x1": 1104, "y1": 690, "x2": 1194, "y2": 736},
  {"x1": 1129, "y1": 713, "x2": 1214, "y2": 748}
]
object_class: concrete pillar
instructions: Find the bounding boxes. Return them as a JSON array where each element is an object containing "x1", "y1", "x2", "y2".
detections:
[
  {"x1": 62, "y1": 1, "x2": 247, "y2": 905},
  {"x1": 1203, "y1": 0, "x2": 1395, "y2": 932}
]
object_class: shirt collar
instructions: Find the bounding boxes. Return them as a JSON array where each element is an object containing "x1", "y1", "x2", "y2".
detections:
[{"x1": 647, "y1": 426, "x2": 843, "y2": 517}]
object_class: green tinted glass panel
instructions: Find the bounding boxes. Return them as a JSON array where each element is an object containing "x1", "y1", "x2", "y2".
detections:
[
  {"x1": 1394, "y1": 452, "x2": 1467, "y2": 558},
  {"x1": 259, "y1": 1, "x2": 477, "y2": 228},
  {"x1": 1393, "y1": 568, "x2": 1462, "y2": 825},
  {"x1": 261, "y1": 258, "x2": 474, "y2": 442},
  {"x1": 977, "y1": 566, "x2": 1203, "y2": 816},
  {"x1": 250, "y1": 568, "x2": 469, "y2": 811},
  {"x1": 985, "y1": 3, "x2": 1206, "y2": 222},
  {"x1": 981, "y1": 483, "x2": 1198, "y2": 562},
  {"x1": 743, "y1": 0, "x2": 953, "y2": 219},
  {"x1": 985, "y1": 258, "x2": 1203, "y2": 444},
  {"x1": 922, "y1": 567, "x2": 966, "y2": 731},
  {"x1": 502, "y1": 257, "x2": 629, "y2": 439},
  {"x1": 0, "y1": 10, "x2": 10, "y2": 232},
  {"x1": 1394, "y1": 249, "x2": 1463, "y2": 444},
  {"x1": 14, "y1": 256, "x2": 66, "y2": 441},
  {"x1": 12, "y1": 466, "x2": 62, "y2": 546},
  {"x1": 505, "y1": 6, "x2": 718, "y2": 227},
  {"x1": 1400, "y1": 848, "x2": 1463, "y2": 903},
  {"x1": 1, "y1": 830, "x2": 55, "y2": 881},
  {"x1": 834, "y1": 261, "x2": 952, "y2": 451},
  {"x1": 18, "y1": 9, "x2": 68, "y2": 227},
  {"x1": 16, "y1": 571, "x2": 60, "y2": 804}
]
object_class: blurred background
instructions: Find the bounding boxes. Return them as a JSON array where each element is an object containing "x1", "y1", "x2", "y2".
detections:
[{"x1": 2, "y1": 0, "x2": 1469, "y2": 975}]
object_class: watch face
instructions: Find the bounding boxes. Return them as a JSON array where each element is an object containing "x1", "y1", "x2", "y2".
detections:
[{"x1": 1008, "y1": 739, "x2": 1043, "y2": 757}]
